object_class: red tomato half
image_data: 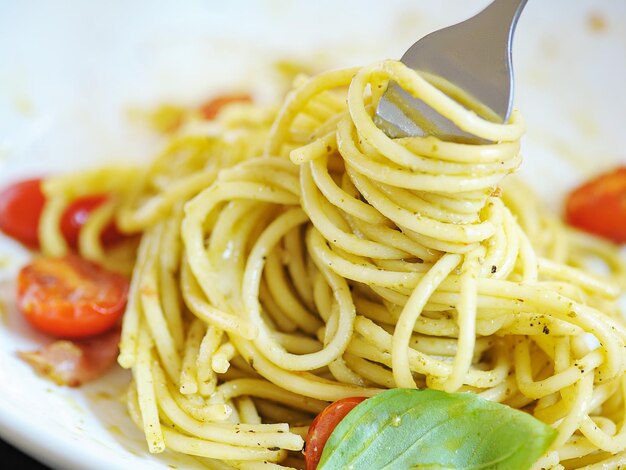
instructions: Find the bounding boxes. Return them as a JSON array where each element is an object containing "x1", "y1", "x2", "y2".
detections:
[
  {"x1": 17, "y1": 255, "x2": 129, "y2": 338},
  {"x1": 199, "y1": 94, "x2": 252, "y2": 120},
  {"x1": 0, "y1": 178, "x2": 45, "y2": 248},
  {"x1": 304, "y1": 396, "x2": 367, "y2": 470},
  {"x1": 565, "y1": 166, "x2": 626, "y2": 243},
  {"x1": 0, "y1": 178, "x2": 124, "y2": 249},
  {"x1": 61, "y1": 195, "x2": 125, "y2": 248}
]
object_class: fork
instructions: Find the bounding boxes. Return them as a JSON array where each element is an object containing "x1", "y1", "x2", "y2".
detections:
[{"x1": 375, "y1": 0, "x2": 528, "y2": 140}]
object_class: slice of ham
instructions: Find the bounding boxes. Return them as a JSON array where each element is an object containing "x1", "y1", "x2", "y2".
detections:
[{"x1": 18, "y1": 327, "x2": 121, "y2": 387}]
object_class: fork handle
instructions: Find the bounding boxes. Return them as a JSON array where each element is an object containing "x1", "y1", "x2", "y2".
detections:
[{"x1": 478, "y1": 0, "x2": 528, "y2": 39}]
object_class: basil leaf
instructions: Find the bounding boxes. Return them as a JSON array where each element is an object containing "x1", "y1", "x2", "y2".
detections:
[{"x1": 318, "y1": 389, "x2": 557, "y2": 470}]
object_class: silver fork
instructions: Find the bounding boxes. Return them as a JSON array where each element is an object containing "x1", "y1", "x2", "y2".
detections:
[{"x1": 375, "y1": 0, "x2": 527, "y2": 141}]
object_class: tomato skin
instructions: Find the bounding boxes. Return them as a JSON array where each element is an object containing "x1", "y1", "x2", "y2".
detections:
[
  {"x1": 17, "y1": 255, "x2": 129, "y2": 338},
  {"x1": 199, "y1": 94, "x2": 252, "y2": 120},
  {"x1": 304, "y1": 396, "x2": 367, "y2": 470},
  {"x1": 0, "y1": 178, "x2": 46, "y2": 248},
  {"x1": 0, "y1": 178, "x2": 124, "y2": 249},
  {"x1": 60, "y1": 195, "x2": 124, "y2": 248},
  {"x1": 565, "y1": 166, "x2": 626, "y2": 243}
]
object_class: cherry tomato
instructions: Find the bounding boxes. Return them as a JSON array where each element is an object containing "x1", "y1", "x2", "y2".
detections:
[
  {"x1": 0, "y1": 178, "x2": 124, "y2": 249},
  {"x1": 304, "y1": 396, "x2": 367, "y2": 470},
  {"x1": 199, "y1": 94, "x2": 251, "y2": 120},
  {"x1": 17, "y1": 255, "x2": 129, "y2": 338},
  {"x1": 565, "y1": 166, "x2": 626, "y2": 243},
  {"x1": 60, "y1": 195, "x2": 124, "y2": 248},
  {"x1": 0, "y1": 178, "x2": 45, "y2": 248}
]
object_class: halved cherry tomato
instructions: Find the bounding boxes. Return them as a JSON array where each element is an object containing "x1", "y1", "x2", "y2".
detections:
[
  {"x1": 304, "y1": 396, "x2": 367, "y2": 470},
  {"x1": 17, "y1": 255, "x2": 129, "y2": 338},
  {"x1": 60, "y1": 195, "x2": 124, "y2": 248},
  {"x1": 565, "y1": 166, "x2": 626, "y2": 243},
  {"x1": 0, "y1": 178, "x2": 45, "y2": 248},
  {"x1": 0, "y1": 178, "x2": 124, "y2": 249},
  {"x1": 199, "y1": 94, "x2": 252, "y2": 120}
]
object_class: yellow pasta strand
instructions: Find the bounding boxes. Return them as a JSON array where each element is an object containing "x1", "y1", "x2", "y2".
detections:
[{"x1": 35, "y1": 60, "x2": 626, "y2": 469}]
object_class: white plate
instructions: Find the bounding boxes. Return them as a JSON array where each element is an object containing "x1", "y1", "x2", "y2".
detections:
[{"x1": 0, "y1": 1, "x2": 624, "y2": 469}]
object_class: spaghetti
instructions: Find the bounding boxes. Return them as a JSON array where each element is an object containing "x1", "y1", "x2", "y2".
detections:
[{"x1": 38, "y1": 60, "x2": 626, "y2": 469}]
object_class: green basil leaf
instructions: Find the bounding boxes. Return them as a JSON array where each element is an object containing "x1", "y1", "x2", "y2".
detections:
[{"x1": 318, "y1": 389, "x2": 557, "y2": 470}]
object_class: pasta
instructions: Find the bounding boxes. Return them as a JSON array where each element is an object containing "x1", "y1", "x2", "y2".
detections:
[{"x1": 37, "y1": 60, "x2": 626, "y2": 469}]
